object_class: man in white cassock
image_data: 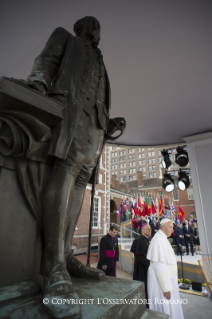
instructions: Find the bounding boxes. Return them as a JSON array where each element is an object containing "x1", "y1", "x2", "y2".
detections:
[{"x1": 147, "y1": 218, "x2": 184, "y2": 319}]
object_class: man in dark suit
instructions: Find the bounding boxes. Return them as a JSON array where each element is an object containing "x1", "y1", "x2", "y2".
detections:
[
  {"x1": 150, "y1": 217, "x2": 159, "y2": 238},
  {"x1": 97, "y1": 225, "x2": 119, "y2": 277},
  {"x1": 175, "y1": 222, "x2": 185, "y2": 255},
  {"x1": 26, "y1": 16, "x2": 126, "y2": 318},
  {"x1": 183, "y1": 219, "x2": 194, "y2": 255},
  {"x1": 131, "y1": 224, "x2": 151, "y2": 304},
  {"x1": 138, "y1": 216, "x2": 147, "y2": 234}
]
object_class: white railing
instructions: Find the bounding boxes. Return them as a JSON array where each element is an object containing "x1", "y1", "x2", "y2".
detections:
[{"x1": 97, "y1": 221, "x2": 137, "y2": 246}]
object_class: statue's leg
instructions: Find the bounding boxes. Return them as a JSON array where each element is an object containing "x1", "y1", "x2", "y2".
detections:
[
  {"x1": 65, "y1": 107, "x2": 105, "y2": 279},
  {"x1": 42, "y1": 111, "x2": 90, "y2": 319}
]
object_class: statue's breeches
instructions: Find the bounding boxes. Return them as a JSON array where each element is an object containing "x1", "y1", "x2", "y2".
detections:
[{"x1": 54, "y1": 107, "x2": 104, "y2": 187}]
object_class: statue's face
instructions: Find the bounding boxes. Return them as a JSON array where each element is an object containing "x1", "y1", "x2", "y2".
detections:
[{"x1": 81, "y1": 18, "x2": 101, "y2": 46}]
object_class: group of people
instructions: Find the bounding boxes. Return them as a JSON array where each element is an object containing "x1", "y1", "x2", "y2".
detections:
[
  {"x1": 131, "y1": 218, "x2": 184, "y2": 319},
  {"x1": 132, "y1": 214, "x2": 201, "y2": 256},
  {"x1": 98, "y1": 218, "x2": 189, "y2": 319},
  {"x1": 168, "y1": 216, "x2": 201, "y2": 256}
]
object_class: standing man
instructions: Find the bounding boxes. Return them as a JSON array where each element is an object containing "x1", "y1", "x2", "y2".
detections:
[
  {"x1": 130, "y1": 224, "x2": 151, "y2": 302},
  {"x1": 132, "y1": 216, "x2": 139, "y2": 237},
  {"x1": 97, "y1": 225, "x2": 119, "y2": 277},
  {"x1": 183, "y1": 219, "x2": 194, "y2": 255},
  {"x1": 150, "y1": 217, "x2": 159, "y2": 238},
  {"x1": 26, "y1": 16, "x2": 126, "y2": 318},
  {"x1": 175, "y1": 221, "x2": 185, "y2": 255},
  {"x1": 147, "y1": 219, "x2": 184, "y2": 319},
  {"x1": 138, "y1": 216, "x2": 147, "y2": 234}
]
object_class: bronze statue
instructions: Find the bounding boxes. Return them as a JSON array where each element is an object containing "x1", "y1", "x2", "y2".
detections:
[{"x1": 22, "y1": 16, "x2": 125, "y2": 318}]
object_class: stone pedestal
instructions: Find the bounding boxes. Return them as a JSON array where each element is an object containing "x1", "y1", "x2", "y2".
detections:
[{"x1": 0, "y1": 276, "x2": 170, "y2": 319}]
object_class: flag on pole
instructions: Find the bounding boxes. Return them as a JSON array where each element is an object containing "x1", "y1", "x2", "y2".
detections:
[
  {"x1": 131, "y1": 197, "x2": 135, "y2": 217},
  {"x1": 177, "y1": 204, "x2": 185, "y2": 222},
  {"x1": 147, "y1": 196, "x2": 151, "y2": 216},
  {"x1": 151, "y1": 198, "x2": 157, "y2": 214},
  {"x1": 164, "y1": 198, "x2": 170, "y2": 218},
  {"x1": 126, "y1": 197, "x2": 130, "y2": 209},
  {"x1": 169, "y1": 199, "x2": 175, "y2": 220},
  {"x1": 159, "y1": 198, "x2": 164, "y2": 216},
  {"x1": 143, "y1": 200, "x2": 149, "y2": 216},
  {"x1": 137, "y1": 195, "x2": 142, "y2": 208},
  {"x1": 125, "y1": 198, "x2": 129, "y2": 220}
]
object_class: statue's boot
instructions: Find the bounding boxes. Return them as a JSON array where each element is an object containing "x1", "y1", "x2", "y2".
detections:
[
  {"x1": 66, "y1": 253, "x2": 105, "y2": 280},
  {"x1": 43, "y1": 264, "x2": 81, "y2": 319}
]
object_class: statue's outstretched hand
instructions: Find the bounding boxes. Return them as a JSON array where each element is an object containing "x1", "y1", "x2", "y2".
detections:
[{"x1": 106, "y1": 117, "x2": 126, "y2": 141}]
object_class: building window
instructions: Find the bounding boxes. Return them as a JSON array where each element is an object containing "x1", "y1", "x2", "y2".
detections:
[
  {"x1": 133, "y1": 175, "x2": 136, "y2": 180},
  {"x1": 111, "y1": 158, "x2": 117, "y2": 163},
  {"x1": 173, "y1": 189, "x2": 179, "y2": 201},
  {"x1": 112, "y1": 152, "x2": 117, "y2": 157},
  {"x1": 158, "y1": 150, "x2": 161, "y2": 155},
  {"x1": 128, "y1": 148, "x2": 135, "y2": 153},
  {"x1": 187, "y1": 188, "x2": 194, "y2": 200},
  {"x1": 129, "y1": 175, "x2": 133, "y2": 181},
  {"x1": 99, "y1": 174, "x2": 102, "y2": 184},
  {"x1": 148, "y1": 151, "x2": 155, "y2": 157},
  {"x1": 120, "y1": 170, "x2": 126, "y2": 175},
  {"x1": 143, "y1": 174, "x2": 146, "y2": 179},
  {"x1": 158, "y1": 190, "x2": 163, "y2": 197},
  {"x1": 92, "y1": 197, "x2": 101, "y2": 228},
  {"x1": 129, "y1": 162, "x2": 135, "y2": 167},
  {"x1": 149, "y1": 173, "x2": 156, "y2": 178},
  {"x1": 120, "y1": 176, "x2": 126, "y2": 182},
  {"x1": 129, "y1": 155, "x2": 135, "y2": 160},
  {"x1": 111, "y1": 171, "x2": 117, "y2": 175},
  {"x1": 148, "y1": 158, "x2": 155, "y2": 164},
  {"x1": 138, "y1": 153, "x2": 145, "y2": 158},
  {"x1": 119, "y1": 150, "x2": 126, "y2": 155},
  {"x1": 120, "y1": 163, "x2": 126, "y2": 168},
  {"x1": 119, "y1": 156, "x2": 126, "y2": 162},
  {"x1": 142, "y1": 160, "x2": 145, "y2": 164}
]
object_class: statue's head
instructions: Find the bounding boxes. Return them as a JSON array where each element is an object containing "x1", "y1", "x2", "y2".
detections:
[{"x1": 74, "y1": 16, "x2": 101, "y2": 46}]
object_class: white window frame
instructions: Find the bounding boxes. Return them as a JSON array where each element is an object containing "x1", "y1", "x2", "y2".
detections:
[
  {"x1": 92, "y1": 196, "x2": 101, "y2": 229},
  {"x1": 187, "y1": 188, "x2": 194, "y2": 200}
]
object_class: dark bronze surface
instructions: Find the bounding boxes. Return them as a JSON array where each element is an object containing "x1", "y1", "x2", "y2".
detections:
[{"x1": 0, "y1": 16, "x2": 126, "y2": 319}]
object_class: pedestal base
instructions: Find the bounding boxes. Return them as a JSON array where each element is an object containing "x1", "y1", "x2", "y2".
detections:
[{"x1": 0, "y1": 276, "x2": 170, "y2": 319}]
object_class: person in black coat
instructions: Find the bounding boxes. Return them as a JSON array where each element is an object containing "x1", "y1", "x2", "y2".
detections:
[
  {"x1": 183, "y1": 219, "x2": 194, "y2": 255},
  {"x1": 97, "y1": 225, "x2": 119, "y2": 277},
  {"x1": 138, "y1": 216, "x2": 147, "y2": 234},
  {"x1": 175, "y1": 222, "x2": 185, "y2": 255},
  {"x1": 130, "y1": 223, "x2": 151, "y2": 304},
  {"x1": 150, "y1": 217, "x2": 159, "y2": 238}
]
